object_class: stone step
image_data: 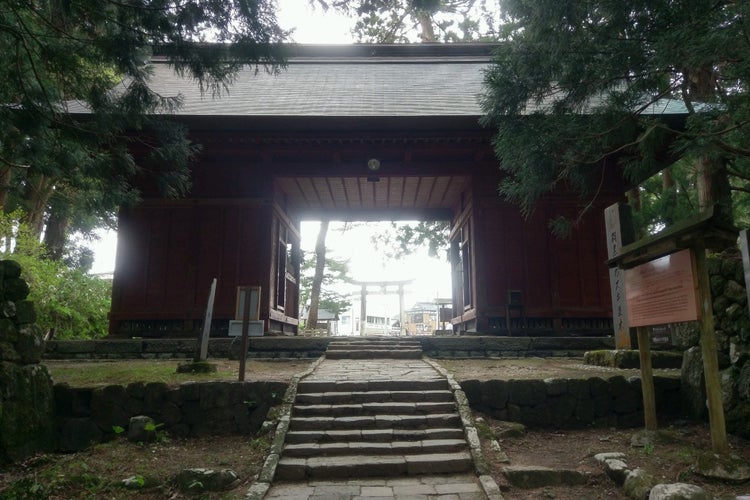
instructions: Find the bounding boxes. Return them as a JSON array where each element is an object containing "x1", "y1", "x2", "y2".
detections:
[
  {"x1": 295, "y1": 389, "x2": 454, "y2": 404},
  {"x1": 297, "y1": 378, "x2": 448, "y2": 393},
  {"x1": 289, "y1": 413, "x2": 461, "y2": 431},
  {"x1": 324, "y1": 345, "x2": 422, "y2": 352},
  {"x1": 284, "y1": 427, "x2": 466, "y2": 444},
  {"x1": 275, "y1": 451, "x2": 474, "y2": 480},
  {"x1": 328, "y1": 339, "x2": 422, "y2": 349},
  {"x1": 282, "y1": 438, "x2": 468, "y2": 457},
  {"x1": 293, "y1": 401, "x2": 456, "y2": 417},
  {"x1": 325, "y1": 348, "x2": 422, "y2": 359}
]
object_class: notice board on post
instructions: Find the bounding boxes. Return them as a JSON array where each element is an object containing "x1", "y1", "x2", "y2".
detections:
[
  {"x1": 235, "y1": 286, "x2": 261, "y2": 321},
  {"x1": 624, "y1": 248, "x2": 700, "y2": 327},
  {"x1": 230, "y1": 286, "x2": 262, "y2": 337}
]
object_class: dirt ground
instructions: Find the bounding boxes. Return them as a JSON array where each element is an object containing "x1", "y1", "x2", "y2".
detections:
[
  {"x1": 478, "y1": 416, "x2": 750, "y2": 500},
  {"x1": 2, "y1": 358, "x2": 748, "y2": 499}
]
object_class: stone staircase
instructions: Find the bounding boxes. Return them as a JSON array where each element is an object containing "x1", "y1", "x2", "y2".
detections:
[
  {"x1": 274, "y1": 337, "x2": 474, "y2": 480},
  {"x1": 324, "y1": 337, "x2": 423, "y2": 359}
]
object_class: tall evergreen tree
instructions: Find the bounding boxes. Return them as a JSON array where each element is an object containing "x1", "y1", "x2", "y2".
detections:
[
  {"x1": 1, "y1": 0, "x2": 289, "y2": 255},
  {"x1": 481, "y1": 0, "x2": 750, "y2": 235}
]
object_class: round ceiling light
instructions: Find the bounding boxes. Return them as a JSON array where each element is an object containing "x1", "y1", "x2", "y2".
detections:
[{"x1": 367, "y1": 158, "x2": 381, "y2": 171}]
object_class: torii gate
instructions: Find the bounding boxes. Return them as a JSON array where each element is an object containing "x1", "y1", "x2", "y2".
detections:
[{"x1": 353, "y1": 280, "x2": 413, "y2": 336}]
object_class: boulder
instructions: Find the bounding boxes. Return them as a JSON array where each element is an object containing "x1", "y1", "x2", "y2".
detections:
[
  {"x1": 694, "y1": 452, "x2": 750, "y2": 483},
  {"x1": 175, "y1": 468, "x2": 239, "y2": 492},
  {"x1": 127, "y1": 415, "x2": 157, "y2": 443},
  {"x1": 623, "y1": 468, "x2": 656, "y2": 500},
  {"x1": 649, "y1": 483, "x2": 706, "y2": 500},
  {"x1": 680, "y1": 347, "x2": 706, "y2": 420}
]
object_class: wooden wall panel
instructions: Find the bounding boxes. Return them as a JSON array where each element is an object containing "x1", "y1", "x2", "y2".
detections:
[
  {"x1": 523, "y1": 207, "x2": 553, "y2": 313},
  {"x1": 112, "y1": 209, "x2": 149, "y2": 311},
  {"x1": 110, "y1": 202, "x2": 274, "y2": 327}
]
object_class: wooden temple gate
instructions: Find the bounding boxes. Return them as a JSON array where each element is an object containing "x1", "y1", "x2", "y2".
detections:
[{"x1": 106, "y1": 44, "x2": 623, "y2": 338}]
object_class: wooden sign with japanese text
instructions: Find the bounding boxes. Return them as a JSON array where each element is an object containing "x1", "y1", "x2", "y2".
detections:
[{"x1": 625, "y1": 248, "x2": 700, "y2": 327}]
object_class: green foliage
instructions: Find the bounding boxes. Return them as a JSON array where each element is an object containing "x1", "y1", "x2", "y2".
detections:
[
  {"x1": 0, "y1": 476, "x2": 52, "y2": 499},
  {"x1": 630, "y1": 162, "x2": 699, "y2": 237},
  {"x1": 314, "y1": 0, "x2": 499, "y2": 42},
  {"x1": 370, "y1": 221, "x2": 450, "y2": 260},
  {"x1": 299, "y1": 248, "x2": 352, "y2": 318},
  {"x1": 481, "y1": 0, "x2": 750, "y2": 231},
  {"x1": 112, "y1": 425, "x2": 125, "y2": 435},
  {"x1": 1, "y1": 211, "x2": 111, "y2": 339},
  {"x1": 0, "y1": 0, "x2": 289, "y2": 258}
]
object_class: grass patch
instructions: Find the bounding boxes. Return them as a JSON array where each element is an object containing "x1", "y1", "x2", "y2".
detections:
[{"x1": 44, "y1": 359, "x2": 313, "y2": 387}]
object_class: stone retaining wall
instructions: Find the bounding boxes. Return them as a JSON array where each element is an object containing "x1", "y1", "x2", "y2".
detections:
[
  {"x1": 54, "y1": 380, "x2": 287, "y2": 452},
  {"x1": 44, "y1": 336, "x2": 615, "y2": 360},
  {"x1": 44, "y1": 338, "x2": 236, "y2": 360},
  {"x1": 0, "y1": 260, "x2": 55, "y2": 464},
  {"x1": 420, "y1": 336, "x2": 615, "y2": 358},
  {"x1": 52, "y1": 374, "x2": 680, "y2": 455},
  {"x1": 460, "y1": 375, "x2": 681, "y2": 429}
]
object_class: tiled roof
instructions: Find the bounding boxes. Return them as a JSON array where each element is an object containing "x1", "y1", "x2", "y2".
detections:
[
  {"x1": 142, "y1": 55, "x2": 488, "y2": 117},
  {"x1": 65, "y1": 44, "x2": 693, "y2": 118}
]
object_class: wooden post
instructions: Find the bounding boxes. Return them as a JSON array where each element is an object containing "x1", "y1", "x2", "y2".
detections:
[
  {"x1": 398, "y1": 284, "x2": 405, "y2": 336},
  {"x1": 740, "y1": 230, "x2": 750, "y2": 314},
  {"x1": 636, "y1": 326, "x2": 657, "y2": 431},
  {"x1": 238, "y1": 287, "x2": 254, "y2": 382},
  {"x1": 196, "y1": 278, "x2": 217, "y2": 362},
  {"x1": 693, "y1": 239, "x2": 730, "y2": 454},
  {"x1": 360, "y1": 284, "x2": 367, "y2": 336},
  {"x1": 605, "y1": 203, "x2": 635, "y2": 349}
]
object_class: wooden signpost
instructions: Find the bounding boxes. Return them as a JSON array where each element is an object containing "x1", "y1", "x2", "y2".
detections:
[
  {"x1": 607, "y1": 206, "x2": 735, "y2": 453},
  {"x1": 605, "y1": 203, "x2": 635, "y2": 349},
  {"x1": 624, "y1": 249, "x2": 699, "y2": 431},
  {"x1": 236, "y1": 286, "x2": 261, "y2": 382},
  {"x1": 196, "y1": 278, "x2": 217, "y2": 362}
]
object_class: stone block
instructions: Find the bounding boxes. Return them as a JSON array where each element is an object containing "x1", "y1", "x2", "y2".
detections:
[
  {"x1": 14, "y1": 300, "x2": 36, "y2": 325},
  {"x1": 94, "y1": 340, "x2": 142, "y2": 355},
  {"x1": 179, "y1": 381, "x2": 201, "y2": 401},
  {"x1": 544, "y1": 377, "x2": 568, "y2": 396},
  {"x1": 0, "y1": 260, "x2": 22, "y2": 279},
  {"x1": 0, "y1": 341, "x2": 20, "y2": 362},
  {"x1": 574, "y1": 398, "x2": 595, "y2": 423},
  {"x1": 614, "y1": 390, "x2": 641, "y2": 414},
  {"x1": 588, "y1": 376, "x2": 610, "y2": 397},
  {"x1": 17, "y1": 325, "x2": 44, "y2": 364},
  {"x1": 608, "y1": 375, "x2": 630, "y2": 397},
  {"x1": 4, "y1": 278, "x2": 29, "y2": 301},
  {"x1": 58, "y1": 417, "x2": 103, "y2": 452},
  {"x1": 567, "y1": 378, "x2": 590, "y2": 399},
  {"x1": 0, "y1": 319, "x2": 18, "y2": 342},
  {"x1": 480, "y1": 379, "x2": 509, "y2": 410},
  {"x1": 460, "y1": 379, "x2": 482, "y2": 405},
  {"x1": 548, "y1": 394, "x2": 576, "y2": 422},
  {"x1": 142, "y1": 382, "x2": 168, "y2": 413},
  {"x1": 51, "y1": 340, "x2": 96, "y2": 354},
  {"x1": 0, "y1": 364, "x2": 55, "y2": 462},
  {"x1": 592, "y1": 394, "x2": 612, "y2": 417},
  {"x1": 507, "y1": 379, "x2": 546, "y2": 407}
]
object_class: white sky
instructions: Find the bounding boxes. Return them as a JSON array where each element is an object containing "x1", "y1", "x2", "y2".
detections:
[
  {"x1": 89, "y1": 2, "x2": 453, "y2": 307},
  {"x1": 276, "y1": 1, "x2": 357, "y2": 44},
  {"x1": 300, "y1": 221, "x2": 452, "y2": 309}
]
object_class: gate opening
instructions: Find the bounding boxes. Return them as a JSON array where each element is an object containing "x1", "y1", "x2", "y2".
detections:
[{"x1": 299, "y1": 220, "x2": 452, "y2": 336}]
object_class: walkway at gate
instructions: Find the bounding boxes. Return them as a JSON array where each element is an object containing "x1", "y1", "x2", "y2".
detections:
[{"x1": 264, "y1": 337, "x2": 500, "y2": 499}]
